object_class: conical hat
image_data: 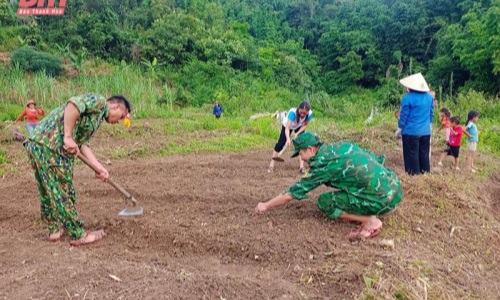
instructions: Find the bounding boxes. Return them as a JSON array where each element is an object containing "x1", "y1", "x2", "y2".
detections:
[{"x1": 399, "y1": 73, "x2": 430, "y2": 92}]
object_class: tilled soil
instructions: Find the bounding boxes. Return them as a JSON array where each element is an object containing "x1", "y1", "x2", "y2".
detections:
[{"x1": 1, "y1": 137, "x2": 499, "y2": 300}]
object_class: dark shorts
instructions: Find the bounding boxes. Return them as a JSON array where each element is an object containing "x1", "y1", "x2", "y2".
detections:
[{"x1": 444, "y1": 144, "x2": 460, "y2": 158}]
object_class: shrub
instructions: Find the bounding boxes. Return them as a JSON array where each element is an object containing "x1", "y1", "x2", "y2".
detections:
[
  {"x1": 0, "y1": 26, "x2": 20, "y2": 51},
  {"x1": 10, "y1": 46, "x2": 62, "y2": 77}
]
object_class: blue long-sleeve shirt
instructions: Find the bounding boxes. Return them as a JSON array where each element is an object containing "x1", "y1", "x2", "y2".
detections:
[
  {"x1": 213, "y1": 105, "x2": 223, "y2": 116},
  {"x1": 398, "y1": 91, "x2": 434, "y2": 136}
]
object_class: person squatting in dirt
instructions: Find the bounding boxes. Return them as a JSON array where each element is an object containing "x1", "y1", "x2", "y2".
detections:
[
  {"x1": 256, "y1": 132, "x2": 403, "y2": 239},
  {"x1": 23, "y1": 94, "x2": 131, "y2": 246},
  {"x1": 267, "y1": 101, "x2": 313, "y2": 174}
]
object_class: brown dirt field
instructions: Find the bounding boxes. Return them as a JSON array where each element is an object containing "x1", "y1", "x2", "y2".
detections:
[{"x1": 1, "y1": 126, "x2": 499, "y2": 299}]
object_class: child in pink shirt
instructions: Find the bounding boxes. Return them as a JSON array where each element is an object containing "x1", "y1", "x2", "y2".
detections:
[{"x1": 437, "y1": 108, "x2": 451, "y2": 143}]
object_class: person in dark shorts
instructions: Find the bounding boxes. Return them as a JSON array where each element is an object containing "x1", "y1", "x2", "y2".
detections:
[{"x1": 437, "y1": 116, "x2": 463, "y2": 170}]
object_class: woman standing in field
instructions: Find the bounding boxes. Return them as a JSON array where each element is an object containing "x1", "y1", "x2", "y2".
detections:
[
  {"x1": 397, "y1": 73, "x2": 434, "y2": 175},
  {"x1": 267, "y1": 101, "x2": 312, "y2": 174},
  {"x1": 15, "y1": 99, "x2": 45, "y2": 135}
]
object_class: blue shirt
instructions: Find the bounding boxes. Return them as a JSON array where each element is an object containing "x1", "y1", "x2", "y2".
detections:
[
  {"x1": 213, "y1": 105, "x2": 223, "y2": 116},
  {"x1": 287, "y1": 108, "x2": 313, "y2": 130},
  {"x1": 466, "y1": 122, "x2": 479, "y2": 142},
  {"x1": 398, "y1": 91, "x2": 434, "y2": 136}
]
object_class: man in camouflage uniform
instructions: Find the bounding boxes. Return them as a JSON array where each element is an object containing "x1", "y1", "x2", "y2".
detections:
[
  {"x1": 24, "y1": 94, "x2": 131, "y2": 246},
  {"x1": 255, "y1": 132, "x2": 402, "y2": 239}
]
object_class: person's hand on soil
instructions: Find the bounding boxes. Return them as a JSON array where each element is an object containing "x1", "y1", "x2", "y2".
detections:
[
  {"x1": 254, "y1": 202, "x2": 268, "y2": 214},
  {"x1": 63, "y1": 137, "x2": 79, "y2": 155},
  {"x1": 286, "y1": 138, "x2": 292, "y2": 146}
]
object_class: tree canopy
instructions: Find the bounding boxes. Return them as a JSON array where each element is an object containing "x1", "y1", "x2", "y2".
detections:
[{"x1": 1, "y1": 0, "x2": 499, "y2": 99}]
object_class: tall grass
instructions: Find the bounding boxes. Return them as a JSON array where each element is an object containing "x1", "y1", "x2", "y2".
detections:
[
  {"x1": 1, "y1": 61, "x2": 499, "y2": 156},
  {"x1": 0, "y1": 63, "x2": 163, "y2": 116}
]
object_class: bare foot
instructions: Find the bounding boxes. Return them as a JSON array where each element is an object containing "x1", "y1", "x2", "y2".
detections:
[
  {"x1": 48, "y1": 229, "x2": 64, "y2": 242},
  {"x1": 359, "y1": 217, "x2": 382, "y2": 238},
  {"x1": 70, "y1": 230, "x2": 106, "y2": 247},
  {"x1": 348, "y1": 217, "x2": 382, "y2": 240}
]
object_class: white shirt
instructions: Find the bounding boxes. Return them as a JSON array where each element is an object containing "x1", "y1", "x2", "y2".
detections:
[{"x1": 287, "y1": 108, "x2": 313, "y2": 130}]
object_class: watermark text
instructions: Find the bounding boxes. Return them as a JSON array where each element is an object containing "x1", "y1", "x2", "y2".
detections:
[{"x1": 17, "y1": 0, "x2": 66, "y2": 16}]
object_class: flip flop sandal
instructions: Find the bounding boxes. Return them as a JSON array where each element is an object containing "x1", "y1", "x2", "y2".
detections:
[
  {"x1": 47, "y1": 229, "x2": 64, "y2": 242},
  {"x1": 70, "y1": 230, "x2": 106, "y2": 247}
]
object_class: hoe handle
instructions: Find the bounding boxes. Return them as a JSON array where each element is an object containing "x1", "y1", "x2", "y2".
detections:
[{"x1": 77, "y1": 153, "x2": 137, "y2": 205}]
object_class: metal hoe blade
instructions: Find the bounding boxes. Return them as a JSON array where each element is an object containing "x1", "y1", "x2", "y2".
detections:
[
  {"x1": 272, "y1": 144, "x2": 288, "y2": 162},
  {"x1": 76, "y1": 154, "x2": 144, "y2": 217},
  {"x1": 118, "y1": 194, "x2": 144, "y2": 217},
  {"x1": 119, "y1": 206, "x2": 144, "y2": 216}
]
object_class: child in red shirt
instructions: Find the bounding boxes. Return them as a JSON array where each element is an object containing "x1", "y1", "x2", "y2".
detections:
[
  {"x1": 437, "y1": 116, "x2": 463, "y2": 170},
  {"x1": 15, "y1": 99, "x2": 45, "y2": 135}
]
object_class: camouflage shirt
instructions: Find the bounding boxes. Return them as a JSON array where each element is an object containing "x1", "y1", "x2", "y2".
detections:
[
  {"x1": 29, "y1": 94, "x2": 109, "y2": 151},
  {"x1": 287, "y1": 143, "x2": 401, "y2": 204}
]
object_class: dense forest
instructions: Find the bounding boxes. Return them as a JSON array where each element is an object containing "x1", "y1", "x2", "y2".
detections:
[{"x1": 0, "y1": 0, "x2": 499, "y2": 109}]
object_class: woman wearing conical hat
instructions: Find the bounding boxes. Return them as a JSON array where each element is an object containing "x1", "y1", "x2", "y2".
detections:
[{"x1": 397, "y1": 73, "x2": 434, "y2": 175}]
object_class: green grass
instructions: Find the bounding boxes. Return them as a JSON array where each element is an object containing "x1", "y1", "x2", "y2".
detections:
[
  {"x1": 158, "y1": 133, "x2": 273, "y2": 156},
  {"x1": 1, "y1": 59, "x2": 499, "y2": 158}
]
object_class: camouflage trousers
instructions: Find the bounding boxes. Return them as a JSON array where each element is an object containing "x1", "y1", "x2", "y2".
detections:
[
  {"x1": 316, "y1": 188, "x2": 402, "y2": 219},
  {"x1": 24, "y1": 141, "x2": 85, "y2": 240}
]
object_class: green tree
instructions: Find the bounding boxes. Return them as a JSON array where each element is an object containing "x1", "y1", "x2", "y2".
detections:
[
  {"x1": 142, "y1": 12, "x2": 204, "y2": 64},
  {"x1": 453, "y1": 1, "x2": 500, "y2": 94},
  {"x1": 0, "y1": 0, "x2": 16, "y2": 26}
]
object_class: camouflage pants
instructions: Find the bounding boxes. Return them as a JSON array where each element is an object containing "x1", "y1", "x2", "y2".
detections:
[
  {"x1": 317, "y1": 189, "x2": 402, "y2": 219},
  {"x1": 24, "y1": 141, "x2": 85, "y2": 240}
]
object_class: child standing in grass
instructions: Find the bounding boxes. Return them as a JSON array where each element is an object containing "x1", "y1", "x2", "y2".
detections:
[
  {"x1": 436, "y1": 108, "x2": 451, "y2": 144},
  {"x1": 438, "y1": 116, "x2": 463, "y2": 170},
  {"x1": 213, "y1": 101, "x2": 223, "y2": 118},
  {"x1": 464, "y1": 111, "x2": 480, "y2": 172}
]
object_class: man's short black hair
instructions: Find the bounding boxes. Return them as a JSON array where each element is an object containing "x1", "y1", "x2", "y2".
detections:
[{"x1": 107, "y1": 95, "x2": 131, "y2": 113}]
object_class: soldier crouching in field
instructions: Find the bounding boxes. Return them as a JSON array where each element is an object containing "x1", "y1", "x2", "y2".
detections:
[{"x1": 255, "y1": 132, "x2": 403, "y2": 239}]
